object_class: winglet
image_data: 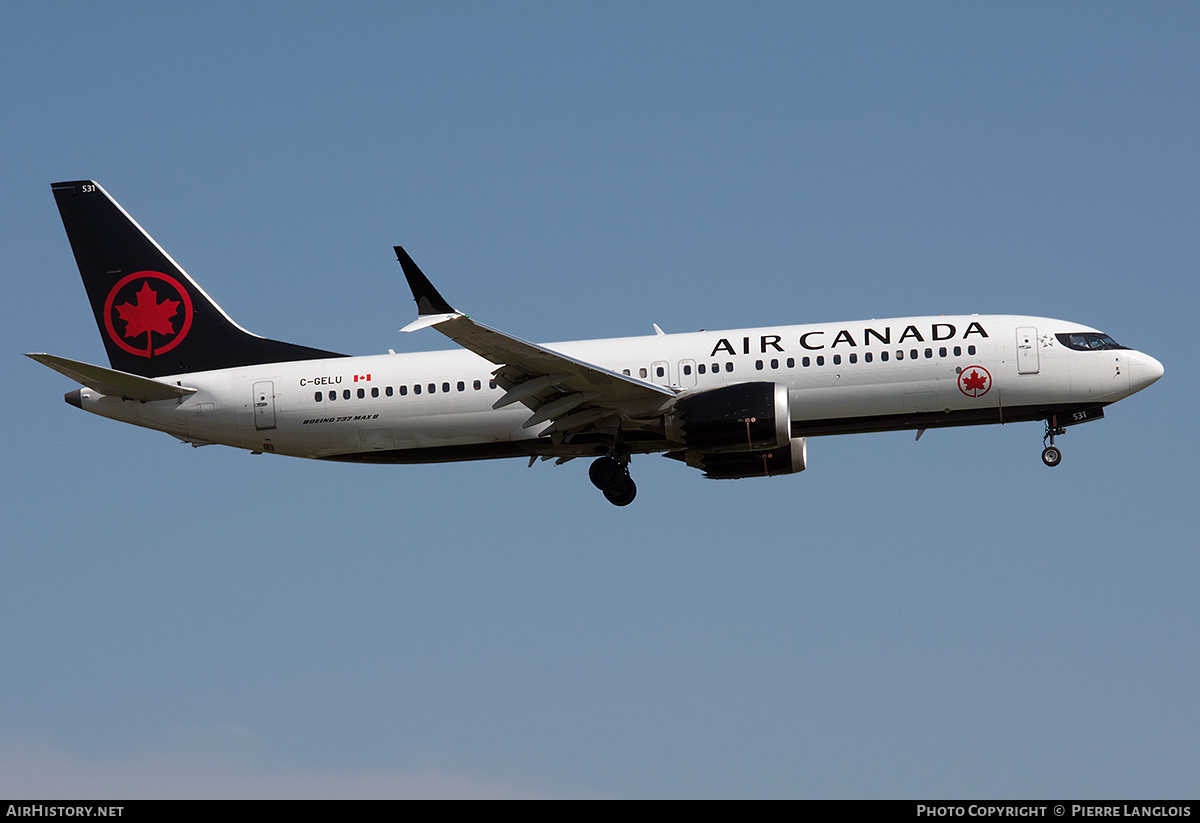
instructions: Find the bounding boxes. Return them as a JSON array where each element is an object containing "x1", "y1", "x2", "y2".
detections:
[{"x1": 395, "y1": 246, "x2": 456, "y2": 315}]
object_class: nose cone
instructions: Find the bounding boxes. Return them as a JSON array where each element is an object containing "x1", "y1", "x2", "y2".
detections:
[{"x1": 1128, "y1": 352, "x2": 1164, "y2": 394}]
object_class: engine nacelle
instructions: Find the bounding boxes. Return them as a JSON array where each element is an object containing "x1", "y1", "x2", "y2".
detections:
[
  {"x1": 667, "y1": 437, "x2": 808, "y2": 480},
  {"x1": 664, "y1": 382, "x2": 791, "y2": 452}
]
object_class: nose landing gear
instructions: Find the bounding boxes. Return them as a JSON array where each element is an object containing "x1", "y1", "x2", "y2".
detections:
[
  {"x1": 589, "y1": 454, "x2": 637, "y2": 506},
  {"x1": 1042, "y1": 416, "x2": 1066, "y2": 467}
]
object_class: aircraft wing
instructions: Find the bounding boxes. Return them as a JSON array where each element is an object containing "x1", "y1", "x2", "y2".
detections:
[
  {"x1": 395, "y1": 247, "x2": 674, "y2": 433},
  {"x1": 26, "y1": 353, "x2": 197, "y2": 401}
]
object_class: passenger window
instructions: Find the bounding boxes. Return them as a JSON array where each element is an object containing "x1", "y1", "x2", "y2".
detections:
[
  {"x1": 896, "y1": 351, "x2": 904, "y2": 361},
  {"x1": 939, "y1": 347, "x2": 947, "y2": 357},
  {"x1": 655, "y1": 366, "x2": 665, "y2": 378},
  {"x1": 910, "y1": 349, "x2": 918, "y2": 360},
  {"x1": 816, "y1": 355, "x2": 825, "y2": 366},
  {"x1": 414, "y1": 384, "x2": 421, "y2": 395},
  {"x1": 925, "y1": 348, "x2": 932, "y2": 359},
  {"x1": 755, "y1": 360, "x2": 763, "y2": 370},
  {"x1": 832, "y1": 354, "x2": 841, "y2": 365},
  {"x1": 343, "y1": 389, "x2": 351, "y2": 400},
  {"x1": 329, "y1": 390, "x2": 336, "y2": 401},
  {"x1": 386, "y1": 386, "x2": 394, "y2": 397},
  {"x1": 372, "y1": 387, "x2": 379, "y2": 398},
  {"x1": 725, "y1": 362, "x2": 733, "y2": 372},
  {"x1": 881, "y1": 351, "x2": 889, "y2": 362},
  {"x1": 770, "y1": 359, "x2": 779, "y2": 369},
  {"x1": 457, "y1": 381, "x2": 465, "y2": 391},
  {"x1": 622, "y1": 369, "x2": 630, "y2": 376},
  {"x1": 849, "y1": 353, "x2": 857, "y2": 364},
  {"x1": 489, "y1": 380, "x2": 497, "y2": 389},
  {"x1": 443, "y1": 382, "x2": 450, "y2": 393},
  {"x1": 968, "y1": 345, "x2": 977, "y2": 355},
  {"x1": 314, "y1": 392, "x2": 322, "y2": 402},
  {"x1": 802, "y1": 356, "x2": 811, "y2": 367},
  {"x1": 787, "y1": 358, "x2": 795, "y2": 368},
  {"x1": 357, "y1": 388, "x2": 365, "y2": 399},
  {"x1": 698, "y1": 364, "x2": 706, "y2": 374},
  {"x1": 639, "y1": 368, "x2": 648, "y2": 378},
  {"x1": 474, "y1": 380, "x2": 481, "y2": 390},
  {"x1": 711, "y1": 363, "x2": 719, "y2": 373},
  {"x1": 683, "y1": 364, "x2": 692, "y2": 375}
]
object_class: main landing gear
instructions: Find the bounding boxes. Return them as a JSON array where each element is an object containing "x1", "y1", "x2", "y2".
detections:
[
  {"x1": 589, "y1": 454, "x2": 637, "y2": 506},
  {"x1": 1042, "y1": 416, "x2": 1066, "y2": 467}
]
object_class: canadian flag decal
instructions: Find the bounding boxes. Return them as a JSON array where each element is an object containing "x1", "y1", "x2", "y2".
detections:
[{"x1": 353, "y1": 374, "x2": 372, "y2": 382}]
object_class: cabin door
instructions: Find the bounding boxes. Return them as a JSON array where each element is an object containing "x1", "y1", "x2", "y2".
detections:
[
  {"x1": 253, "y1": 381, "x2": 277, "y2": 430},
  {"x1": 1016, "y1": 327, "x2": 1040, "y2": 374}
]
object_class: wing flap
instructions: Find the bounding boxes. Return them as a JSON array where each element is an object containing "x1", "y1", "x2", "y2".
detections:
[{"x1": 493, "y1": 373, "x2": 570, "y2": 409}]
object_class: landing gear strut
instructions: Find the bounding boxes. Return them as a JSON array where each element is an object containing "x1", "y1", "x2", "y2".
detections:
[
  {"x1": 590, "y1": 455, "x2": 637, "y2": 506},
  {"x1": 1042, "y1": 415, "x2": 1065, "y2": 467}
]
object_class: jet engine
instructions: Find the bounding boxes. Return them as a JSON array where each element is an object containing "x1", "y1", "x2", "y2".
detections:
[
  {"x1": 664, "y1": 381, "x2": 791, "y2": 452},
  {"x1": 666, "y1": 437, "x2": 807, "y2": 480}
]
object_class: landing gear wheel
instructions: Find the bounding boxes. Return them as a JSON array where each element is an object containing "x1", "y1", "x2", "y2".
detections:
[
  {"x1": 589, "y1": 456, "x2": 624, "y2": 491},
  {"x1": 603, "y1": 475, "x2": 637, "y2": 507},
  {"x1": 1042, "y1": 415, "x2": 1066, "y2": 468}
]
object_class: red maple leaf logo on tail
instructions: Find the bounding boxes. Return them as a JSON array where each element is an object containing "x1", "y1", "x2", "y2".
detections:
[
  {"x1": 115, "y1": 281, "x2": 179, "y2": 340},
  {"x1": 103, "y1": 271, "x2": 194, "y2": 358}
]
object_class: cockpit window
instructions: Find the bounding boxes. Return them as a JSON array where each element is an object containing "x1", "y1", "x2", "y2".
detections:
[{"x1": 1056, "y1": 332, "x2": 1127, "y2": 351}]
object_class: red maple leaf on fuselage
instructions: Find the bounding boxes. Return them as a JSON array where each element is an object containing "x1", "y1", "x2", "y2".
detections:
[
  {"x1": 962, "y1": 369, "x2": 988, "y2": 392},
  {"x1": 115, "y1": 281, "x2": 179, "y2": 341}
]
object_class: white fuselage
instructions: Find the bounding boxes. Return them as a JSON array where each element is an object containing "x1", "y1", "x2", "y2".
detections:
[{"x1": 72, "y1": 314, "x2": 1163, "y2": 463}]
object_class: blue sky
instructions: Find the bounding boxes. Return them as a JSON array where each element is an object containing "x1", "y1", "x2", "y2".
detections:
[{"x1": 2, "y1": 2, "x2": 1197, "y2": 798}]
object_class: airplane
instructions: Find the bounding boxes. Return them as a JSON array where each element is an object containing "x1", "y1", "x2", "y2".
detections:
[{"x1": 29, "y1": 180, "x2": 1164, "y2": 506}]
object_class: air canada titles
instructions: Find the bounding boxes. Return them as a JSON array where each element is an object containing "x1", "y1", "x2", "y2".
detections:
[{"x1": 708, "y1": 321, "x2": 989, "y2": 357}]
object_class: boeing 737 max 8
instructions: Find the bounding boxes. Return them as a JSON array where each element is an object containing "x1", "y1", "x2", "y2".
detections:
[{"x1": 29, "y1": 181, "x2": 1164, "y2": 506}]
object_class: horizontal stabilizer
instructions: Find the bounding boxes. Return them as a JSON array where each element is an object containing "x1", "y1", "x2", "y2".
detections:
[{"x1": 26, "y1": 353, "x2": 197, "y2": 401}]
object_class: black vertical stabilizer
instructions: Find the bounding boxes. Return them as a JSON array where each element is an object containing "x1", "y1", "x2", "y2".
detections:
[{"x1": 51, "y1": 181, "x2": 345, "y2": 377}]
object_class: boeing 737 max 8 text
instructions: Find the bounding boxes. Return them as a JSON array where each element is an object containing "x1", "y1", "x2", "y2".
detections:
[{"x1": 29, "y1": 181, "x2": 1164, "y2": 506}]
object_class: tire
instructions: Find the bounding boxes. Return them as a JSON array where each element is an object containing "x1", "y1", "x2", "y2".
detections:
[
  {"x1": 589, "y1": 456, "x2": 624, "y2": 491},
  {"x1": 603, "y1": 475, "x2": 637, "y2": 506},
  {"x1": 1041, "y1": 446, "x2": 1062, "y2": 467}
]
